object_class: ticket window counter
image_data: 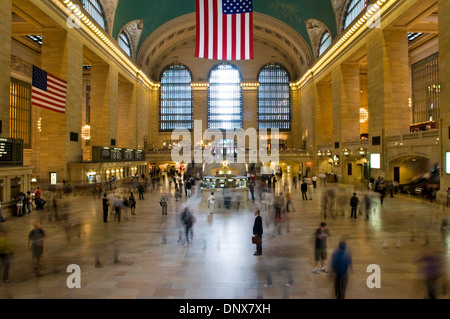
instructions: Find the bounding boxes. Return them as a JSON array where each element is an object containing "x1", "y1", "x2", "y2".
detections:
[{"x1": 202, "y1": 176, "x2": 248, "y2": 189}]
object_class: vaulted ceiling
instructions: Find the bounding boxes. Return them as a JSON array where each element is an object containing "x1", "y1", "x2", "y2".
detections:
[{"x1": 112, "y1": 0, "x2": 339, "y2": 55}]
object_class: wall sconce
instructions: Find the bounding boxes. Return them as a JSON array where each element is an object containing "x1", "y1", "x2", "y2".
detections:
[{"x1": 343, "y1": 149, "x2": 350, "y2": 156}]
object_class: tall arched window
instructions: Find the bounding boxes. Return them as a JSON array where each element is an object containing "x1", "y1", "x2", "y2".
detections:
[
  {"x1": 257, "y1": 63, "x2": 291, "y2": 131},
  {"x1": 343, "y1": 0, "x2": 367, "y2": 30},
  {"x1": 159, "y1": 64, "x2": 193, "y2": 131},
  {"x1": 208, "y1": 63, "x2": 242, "y2": 130},
  {"x1": 318, "y1": 31, "x2": 332, "y2": 57},
  {"x1": 118, "y1": 31, "x2": 132, "y2": 57},
  {"x1": 82, "y1": 0, "x2": 107, "y2": 31}
]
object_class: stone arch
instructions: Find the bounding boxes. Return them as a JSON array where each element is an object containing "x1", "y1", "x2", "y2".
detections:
[
  {"x1": 117, "y1": 19, "x2": 143, "y2": 60},
  {"x1": 305, "y1": 19, "x2": 332, "y2": 59},
  {"x1": 136, "y1": 12, "x2": 313, "y2": 82}
]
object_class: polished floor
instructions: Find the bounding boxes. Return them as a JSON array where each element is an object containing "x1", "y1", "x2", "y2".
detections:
[{"x1": 0, "y1": 176, "x2": 448, "y2": 299}]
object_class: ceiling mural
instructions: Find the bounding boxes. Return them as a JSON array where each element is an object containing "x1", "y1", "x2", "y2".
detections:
[{"x1": 112, "y1": 0, "x2": 338, "y2": 54}]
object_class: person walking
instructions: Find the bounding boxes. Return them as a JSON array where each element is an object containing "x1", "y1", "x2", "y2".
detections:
[
  {"x1": 138, "y1": 183, "x2": 145, "y2": 200},
  {"x1": 26, "y1": 191, "x2": 33, "y2": 214},
  {"x1": 180, "y1": 207, "x2": 195, "y2": 246},
  {"x1": 307, "y1": 180, "x2": 313, "y2": 200},
  {"x1": 112, "y1": 196, "x2": 123, "y2": 222},
  {"x1": 363, "y1": 194, "x2": 372, "y2": 220},
  {"x1": 249, "y1": 182, "x2": 255, "y2": 203},
  {"x1": 28, "y1": 223, "x2": 46, "y2": 274},
  {"x1": 208, "y1": 192, "x2": 215, "y2": 214},
  {"x1": 0, "y1": 201, "x2": 6, "y2": 222},
  {"x1": 301, "y1": 180, "x2": 308, "y2": 200},
  {"x1": 350, "y1": 193, "x2": 360, "y2": 219},
  {"x1": 0, "y1": 231, "x2": 13, "y2": 283},
  {"x1": 129, "y1": 192, "x2": 136, "y2": 215},
  {"x1": 446, "y1": 187, "x2": 450, "y2": 208},
  {"x1": 312, "y1": 175, "x2": 317, "y2": 188},
  {"x1": 312, "y1": 222, "x2": 330, "y2": 273},
  {"x1": 330, "y1": 241, "x2": 353, "y2": 299},
  {"x1": 253, "y1": 209, "x2": 263, "y2": 256},
  {"x1": 160, "y1": 192, "x2": 168, "y2": 215},
  {"x1": 102, "y1": 193, "x2": 109, "y2": 223}
]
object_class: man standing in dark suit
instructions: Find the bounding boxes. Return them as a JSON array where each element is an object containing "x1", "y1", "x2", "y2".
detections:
[{"x1": 253, "y1": 209, "x2": 263, "y2": 256}]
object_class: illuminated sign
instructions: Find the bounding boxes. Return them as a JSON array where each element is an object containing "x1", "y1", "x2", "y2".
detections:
[
  {"x1": 370, "y1": 153, "x2": 381, "y2": 169},
  {"x1": 446, "y1": 152, "x2": 450, "y2": 174}
]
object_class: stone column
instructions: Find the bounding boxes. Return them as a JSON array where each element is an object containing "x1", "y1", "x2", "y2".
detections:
[
  {"x1": 90, "y1": 62, "x2": 118, "y2": 147},
  {"x1": 147, "y1": 86, "x2": 160, "y2": 149},
  {"x1": 242, "y1": 85, "x2": 257, "y2": 132},
  {"x1": 439, "y1": 0, "x2": 450, "y2": 202},
  {"x1": 192, "y1": 84, "x2": 209, "y2": 144},
  {"x1": 38, "y1": 30, "x2": 83, "y2": 182},
  {"x1": 367, "y1": 28, "x2": 410, "y2": 179},
  {"x1": 0, "y1": 0, "x2": 11, "y2": 138},
  {"x1": 117, "y1": 78, "x2": 136, "y2": 148},
  {"x1": 135, "y1": 83, "x2": 150, "y2": 150},
  {"x1": 332, "y1": 63, "x2": 361, "y2": 143},
  {"x1": 290, "y1": 86, "x2": 301, "y2": 149},
  {"x1": 315, "y1": 82, "x2": 333, "y2": 146}
]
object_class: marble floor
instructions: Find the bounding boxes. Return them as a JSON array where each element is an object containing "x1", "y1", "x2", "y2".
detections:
[{"x1": 0, "y1": 176, "x2": 448, "y2": 300}]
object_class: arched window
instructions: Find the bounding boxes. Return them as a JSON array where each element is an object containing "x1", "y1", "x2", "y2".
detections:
[
  {"x1": 118, "y1": 31, "x2": 132, "y2": 57},
  {"x1": 343, "y1": 0, "x2": 367, "y2": 30},
  {"x1": 82, "y1": 0, "x2": 107, "y2": 31},
  {"x1": 257, "y1": 63, "x2": 290, "y2": 131},
  {"x1": 318, "y1": 31, "x2": 332, "y2": 57},
  {"x1": 208, "y1": 63, "x2": 242, "y2": 130},
  {"x1": 159, "y1": 64, "x2": 193, "y2": 131}
]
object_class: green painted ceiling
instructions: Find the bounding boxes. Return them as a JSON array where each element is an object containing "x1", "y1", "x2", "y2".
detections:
[{"x1": 112, "y1": 0, "x2": 337, "y2": 53}]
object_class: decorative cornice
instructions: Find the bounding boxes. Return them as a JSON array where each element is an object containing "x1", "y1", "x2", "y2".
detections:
[{"x1": 11, "y1": 55, "x2": 32, "y2": 77}]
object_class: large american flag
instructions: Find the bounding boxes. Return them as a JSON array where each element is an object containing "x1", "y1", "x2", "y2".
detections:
[
  {"x1": 195, "y1": 0, "x2": 254, "y2": 60},
  {"x1": 31, "y1": 65, "x2": 67, "y2": 114}
]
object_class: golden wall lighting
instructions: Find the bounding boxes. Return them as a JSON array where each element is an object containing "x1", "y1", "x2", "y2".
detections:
[
  {"x1": 59, "y1": 0, "x2": 159, "y2": 89},
  {"x1": 360, "y1": 108, "x2": 369, "y2": 123},
  {"x1": 294, "y1": 0, "x2": 390, "y2": 87},
  {"x1": 81, "y1": 124, "x2": 91, "y2": 140}
]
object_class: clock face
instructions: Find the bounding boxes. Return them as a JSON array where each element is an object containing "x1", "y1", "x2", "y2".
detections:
[{"x1": 222, "y1": 160, "x2": 229, "y2": 168}]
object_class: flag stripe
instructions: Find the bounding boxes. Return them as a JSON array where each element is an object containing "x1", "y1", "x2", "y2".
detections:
[
  {"x1": 212, "y1": 0, "x2": 217, "y2": 60},
  {"x1": 32, "y1": 89, "x2": 66, "y2": 107},
  {"x1": 248, "y1": 12, "x2": 254, "y2": 59},
  {"x1": 31, "y1": 65, "x2": 66, "y2": 113},
  {"x1": 221, "y1": 12, "x2": 227, "y2": 60},
  {"x1": 195, "y1": 0, "x2": 201, "y2": 58},
  {"x1": 231, "y1": 13, "x2": 236, "y2": 60},
  {"x1": 217, "y1": 0, "x2": 223, "y2": 60},
  {"x1": 208, "y1": 0, "x2": 214, "y2": 59},
  {"x1": 32, "y1": 94, "x2": 66, "y2": 113},
  {"x1": 195, "y1": 0, "x2": 253, "y2": 61}
]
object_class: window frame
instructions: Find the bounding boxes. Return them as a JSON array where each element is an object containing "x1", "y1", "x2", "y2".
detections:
[
  {"x1": 118, "y1": 31, "x2": 132, "y2": 57},
  {"x1": 10, "y1": 77, "x2": 32, "y2": 149},
  {"x1": 257, "y1": 63, "x2": 291, "y2": 132},
  {"x1": 207, "y1": 63, "x2": 243, "y2": 131},
  {"x1": 318, "y1": 31, "x2": 332, "y2": 57},
  {"x1": 343, "y1": 0, "x2": 367, "y2": 31},
  {"x1": 82, "y1": 0, "x2": 108, "y2": 32},
  {"x1": 159, "y1": 64, "x2": 194, "y2": 132}
]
